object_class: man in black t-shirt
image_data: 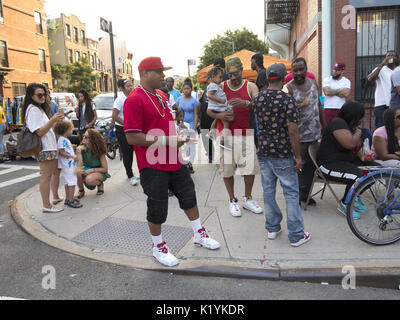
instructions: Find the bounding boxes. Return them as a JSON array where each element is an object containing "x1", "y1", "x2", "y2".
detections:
[{"x1": 251, "y1": 53, "x2": 268, "y2": 91}]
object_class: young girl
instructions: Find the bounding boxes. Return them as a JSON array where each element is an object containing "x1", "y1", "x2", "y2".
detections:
[
  {"x1": 207, "y1": 66, "x2": 232, "y2": 150},
  {"x1": 54, "y1": 120, "x2": 82, "y2": 209},
  {"x1": 176, "y1": 80, "x2": 199, "y2": 174},
  {"x1": 175, "y1": 109, "x2": 191, "y2": 165}
]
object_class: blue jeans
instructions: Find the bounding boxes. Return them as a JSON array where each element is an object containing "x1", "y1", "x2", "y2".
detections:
[
  {"x1": 258, "y1": 156, "x2": 305, "y2": 244},
  {"x1": 374, "y1": 105, "x2": 389, "y2": 129},
  {"x1": 0, "y1": 123, "x2": 6, "y2": 155}
]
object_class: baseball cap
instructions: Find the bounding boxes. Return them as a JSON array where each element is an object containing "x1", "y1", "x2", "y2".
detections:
[
  {"x1": 267, "y1": 63, "x2": 287, "y2": 80},
  {"x1": 334, "y1": 62, "x2": 346, "y2": 71},
  {"x1": 226, "y1": 57, "x2": 243, "y2": 71},
  {"x1": 138, "y1": 57, "x2": 172, "y2": 72}
]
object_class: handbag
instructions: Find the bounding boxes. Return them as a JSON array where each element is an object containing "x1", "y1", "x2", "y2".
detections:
[{"x1": 17, "y1": 107, "x2": 42, "y2": 157}]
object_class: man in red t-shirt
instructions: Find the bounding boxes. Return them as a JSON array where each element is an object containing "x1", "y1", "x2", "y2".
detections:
[
  {"x1": 124, "y1": 57, "x2": 220, "y2": 267},
  {"x1": 207, "y1": 57, "x2": 263, "y2": 218}
]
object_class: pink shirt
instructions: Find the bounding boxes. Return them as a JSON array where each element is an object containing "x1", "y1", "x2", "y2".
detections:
[
  {"x1": 371, "y1": 126, "x2": 400, "y2": 157},
  {"x1": 285, "y1": 72, "x2": 316, "y2": 85}
]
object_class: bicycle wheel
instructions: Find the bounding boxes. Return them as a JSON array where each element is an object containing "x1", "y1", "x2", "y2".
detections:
[
  {"x1": 347, "y1": 172, "x2": 400, "y2": 246},
  {"x1": 106, "y1": 143, "x2": 116, "y2": 160}
]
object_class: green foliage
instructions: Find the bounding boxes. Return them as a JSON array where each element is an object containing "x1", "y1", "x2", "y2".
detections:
[
  {"x1": 198, "y1": 28, "x2": 268, "y2": 70},
  {"x1": 51, "y1": 64, "x2": 64, "y2": 82},
  {"x1": 63, "y1": 58, "x2": 99, "y2": 95}
]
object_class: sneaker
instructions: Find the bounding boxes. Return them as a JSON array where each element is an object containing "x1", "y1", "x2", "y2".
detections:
[
  {"x1": 187, "y1": 163, "x2": 195, "y2": 174},
  {"x1": 193, "y1": 227, "x2": 221, "y2": 250},
  {"x1": 338, "y1": 202, "x2": 360, "y2": 220},
  {"x1": 229, "y1": 198, "x2": 242, "y2": 217},
  {"x1": 267, "y1": 229, "x2": 282, "y2": 240},
  {"x1": 290, "y1": 232, "x2": 311, "y2": 247},
  {"x1": 42, "y1": 207, "x2": 64, "y2": 213},
  {"x1": 3, "y1": 157, "x2": 11, "y2": 162},
  {"x1": 129, "y1": 176, "x2": 140, "y2": 186},
  {"x1": 152, "y1": 242, "x2": 179, "y2": 267},
  {"x1": 220, "y1": 140, "x2": 232, "y2": 151},
  {"x1": 354, "y1": 197, "x2": 367, "y2": 213},
  {"x1": 243, "y1": 196, "x2": 263, "y2": 214}
]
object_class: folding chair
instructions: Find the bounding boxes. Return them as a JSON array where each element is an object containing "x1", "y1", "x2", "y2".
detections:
[{"x1": 304, "y1": 141, "x2": 347, "y2": 211}]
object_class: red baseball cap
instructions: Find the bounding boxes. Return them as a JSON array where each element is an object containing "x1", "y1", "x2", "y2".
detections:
[
  {"x1": 334, "y1": 62, "x2": 346, "y2": 71},
  {"x1": 138, "y1": 57, "x2": 172, "y2": 72}
]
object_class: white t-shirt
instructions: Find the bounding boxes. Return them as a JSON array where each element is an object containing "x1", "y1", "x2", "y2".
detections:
[
  {"x1": 25, "y1": 104, "x2": 57, "y2": 152},
  {"x1": 57, "y1": 136, "x2": 76, "y2": 170},
  {"x1": 373, "y1": 65, "x2": 393, "y2": 107},
  {"x1": 322, "y1": 76, "x2": 351, "y2": 109},
  {"x1": 81, "y1": 102, "x2": 96, "y2": 116},
  {"x1": 112, "y1": 94, "x2": 127, "y2": 127}
]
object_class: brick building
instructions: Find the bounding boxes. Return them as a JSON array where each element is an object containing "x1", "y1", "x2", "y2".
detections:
[
  {"x1": 265, "y1": 0, "x2": 400, "y2": 129},
  {"x1": 0, "y1": 0, "x2": 52, "y2": 99}
]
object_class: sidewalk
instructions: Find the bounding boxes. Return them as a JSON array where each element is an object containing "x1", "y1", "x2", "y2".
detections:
[{"x1": 11, "y1": 143, "x2": 400, "y2": 289}]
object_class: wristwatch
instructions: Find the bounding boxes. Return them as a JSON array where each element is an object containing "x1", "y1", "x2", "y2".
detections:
[{"x1": 245, "y1": 100, "x2": 251, "y2": 106}]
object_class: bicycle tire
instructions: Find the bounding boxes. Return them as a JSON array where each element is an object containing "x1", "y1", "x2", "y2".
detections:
[
  {"x1": 106, "y1": 143, "x2": 116, "y2": 160},
  {"x1": 347, "y1": 172, "x2": 400, "y2": 246}
]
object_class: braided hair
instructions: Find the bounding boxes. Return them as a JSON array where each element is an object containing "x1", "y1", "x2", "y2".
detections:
[{"x1": 383, "y1": 108, "x2": 400, "y2": 154}]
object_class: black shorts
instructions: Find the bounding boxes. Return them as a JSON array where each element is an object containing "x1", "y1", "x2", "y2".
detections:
[{"x1": 140, "y1": 166, "x2": 197, "y2": 224}]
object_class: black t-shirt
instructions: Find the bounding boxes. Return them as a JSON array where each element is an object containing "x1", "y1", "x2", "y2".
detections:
[
  {"x1": 256, "y1": 68, "x2": 268, "y2": 91},
  {"x1": 317, "y1": 117, "x2": 358, "y2": 165}
]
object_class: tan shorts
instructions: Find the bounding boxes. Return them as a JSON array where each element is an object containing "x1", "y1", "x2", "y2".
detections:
[{"x1": 215, "y1": 134, "x2": 260, "y2": 178}]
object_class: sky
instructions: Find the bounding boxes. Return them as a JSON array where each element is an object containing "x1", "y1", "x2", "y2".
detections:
[{"x1": 44, "y1": 0, "x2": 265, "y2": 79}]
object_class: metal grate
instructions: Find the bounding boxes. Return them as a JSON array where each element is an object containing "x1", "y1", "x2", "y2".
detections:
[
  {"x1": 72, "y1": 217, "x2": 194, "y2": 256},
  {"x1": 266, "y1": 0, "x2": 300, "y2": 25}
]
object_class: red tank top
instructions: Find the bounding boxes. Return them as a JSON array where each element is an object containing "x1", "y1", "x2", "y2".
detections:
[{"x1": 217, "y1": 80, "x2": 252, "y2": 136}]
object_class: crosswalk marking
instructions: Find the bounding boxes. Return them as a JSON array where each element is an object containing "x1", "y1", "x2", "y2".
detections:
[
  {"x1": 0, "y1": 167, "x2": 21, "y2": 176},
  {"x1": 0, "y1": 172, "x2": 41, "y2": 189},
  {"x1": 0, "y1": 164, "x2": 41, "y2": 189},
  {"x1": 0, "y1": 164, "x2": 40, "y2": 171}
]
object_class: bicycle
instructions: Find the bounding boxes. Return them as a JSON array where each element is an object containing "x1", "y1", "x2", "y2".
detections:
[{"x1": 345, "y1": 166, "x2": 400, "y2": 246}]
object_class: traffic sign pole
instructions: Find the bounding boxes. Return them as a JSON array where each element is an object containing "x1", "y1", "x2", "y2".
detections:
[{"x1": 109, "y1": 22, "x2": 118, "y2": 100}]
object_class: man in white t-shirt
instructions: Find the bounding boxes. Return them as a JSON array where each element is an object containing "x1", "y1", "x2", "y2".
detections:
[
  {"x1": 368, "y1": 51, "x2": 398, "y2": 128},
  {"x1": 322, "y1": 62, "x2": 351, "y2": 124},
  {"x1": 112, "y1": 79, "x2": 139, "y2": 186}
]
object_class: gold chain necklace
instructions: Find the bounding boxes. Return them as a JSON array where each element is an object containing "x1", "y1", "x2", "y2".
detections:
[{"x1": 139, "y1": 86, "x2": 166, "y2": 118}]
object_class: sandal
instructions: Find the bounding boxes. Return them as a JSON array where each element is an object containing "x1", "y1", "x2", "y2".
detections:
[
  {"x1": 77, "y1": 189, "x2": 85, "y2": 199},
  {"x1": 53, "y1": 198, "x2": 64, "y2": 205},
  {"x1": 65, "y1": 200, "x2": 83, "y2": 209},
  {"x1": 97, "y1": 183, "x2": 104, "y2": 196}
]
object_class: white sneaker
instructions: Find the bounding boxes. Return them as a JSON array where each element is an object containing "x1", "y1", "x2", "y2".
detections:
[
  {"x1": 129, "y1": 176, "x2": 140, "y2": 186},
  {"x1": 267, "y1": 229, "x2": 282, "y2": 240},
  {"x1": 42, "y1": 207, "x2": 64, "y2": 213},
  {"x1": 229, "y1": 198, "x2": 242, "y2": 217},
  {"x1": 290, "y1": 232, "x2": 311, "y2": 247},
  {"x1": 193, "y1": 227, "x2": 221, "y2": 250},
  {"x1": 243, "y1": 197, "x2": 263, "y2": 214},
  {"x1": 152, "y1": 242, "x2": 179, "y2": 267}
]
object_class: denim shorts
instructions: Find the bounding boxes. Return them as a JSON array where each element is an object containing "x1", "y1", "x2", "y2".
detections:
[{"x1": 140, "y1": 166, "x2": 197, "y2": 224}]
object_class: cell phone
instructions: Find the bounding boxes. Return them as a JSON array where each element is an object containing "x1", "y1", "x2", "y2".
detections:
[{"x1": 389, "y1": 58, "x2": 394, "y2": 64}]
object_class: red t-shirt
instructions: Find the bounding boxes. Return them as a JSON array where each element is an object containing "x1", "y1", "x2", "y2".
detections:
[
  {"x1": 124, "y1": 87, "x2": 181, "y2": 172},
  {"x1": 217, "y1": 80, "x2": 252, "y2": 136}
]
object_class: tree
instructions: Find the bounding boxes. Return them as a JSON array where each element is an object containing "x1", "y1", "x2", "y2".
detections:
[
  {"x1": 198, "y1": 28, "x2": 268, "y2": 70},
  {"x1": 63, "y1": 58, "x2": 99, "y2": 95}
]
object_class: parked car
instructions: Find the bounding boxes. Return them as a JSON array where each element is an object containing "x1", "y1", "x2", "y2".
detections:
[{"x1": 51, "y1": 92, "x2": 77, "y2": 115}]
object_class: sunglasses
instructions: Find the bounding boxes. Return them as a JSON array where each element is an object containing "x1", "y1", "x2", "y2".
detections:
[
  {"x1": 228, "y1": 71, "x2": 240, "y2": 78},
  {"x1": 34, "y1": 93, "x2": 48, "y2": 99},
  {"x1": 82, "y1": 135, "x2": 89, "y2": 139}
]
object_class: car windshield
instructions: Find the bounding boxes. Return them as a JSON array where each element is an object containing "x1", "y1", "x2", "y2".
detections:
[{"x1": 93, "y1": 96, "x2": 114, "y2": 110}]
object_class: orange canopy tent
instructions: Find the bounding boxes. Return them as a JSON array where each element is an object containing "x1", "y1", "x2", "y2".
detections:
[{"x1": 197, "y1": 49, "x2": 292, "y2": 83}]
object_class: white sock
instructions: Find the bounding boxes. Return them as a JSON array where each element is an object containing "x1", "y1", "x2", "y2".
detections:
[
  {"x1": 190, "y1": 219, "x2": 203, "y2": 233},
  {"x1": 151, "y1": 234, "x2": 163, "y2": 246}
]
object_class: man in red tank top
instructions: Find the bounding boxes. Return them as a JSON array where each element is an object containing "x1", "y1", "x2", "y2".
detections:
[{"x1": 207, "y1": 57, "x2": 263, "y2": 218}]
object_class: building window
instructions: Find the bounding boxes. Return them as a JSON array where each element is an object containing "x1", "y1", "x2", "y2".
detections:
[
  {"x1": 97, "y1": 57, "x2": 100, "y2": 70},
  {"x1": 355, "y1": 8, "x2": 400, "y2": 103},
  {"x1": 39, "y1": 49, "x2": 46, "y2": 72},
  {"x1": 82, "y1": 53, "x2": 87, "y2": 61},
  {"x1": 0, "y1": 40, "x2": 8, "y2": 67},
  {"x1": 73, "y1": 27, "x2": 78, "y2": 42},
  {"x1": 0, "y1": 0, "x2": 3, "y2": 21},
  {"x1": 12, "y1": 83, "x2": 26, "y2": 96},
  {"x1": 65, "y1": 24, "x2": 71, "y2": 40},
  {"x1": 81, "y1": 30, "x2": 85, "y2": 44},
  {"x1": 90, "y1": 55, "x2": 94, "y2": 68},
  {"x1": 75, "y1": 51, "x2": 80, "y2": 62},
  {"x1": 68, "y1": 49, "x2": 73, "y2": 63},
  {"x1": 34, "y1": 11, "x2": 43, "y2": 34}
]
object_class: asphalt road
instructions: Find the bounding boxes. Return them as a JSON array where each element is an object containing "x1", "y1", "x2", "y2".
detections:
[{"x1": 0, "y1": 159, "x2": 400, "y2": 303}]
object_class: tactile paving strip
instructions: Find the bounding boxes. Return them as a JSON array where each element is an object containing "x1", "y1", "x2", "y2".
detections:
[{"x1": 72, "y1": 217, "x2": 193, "y2": 256}]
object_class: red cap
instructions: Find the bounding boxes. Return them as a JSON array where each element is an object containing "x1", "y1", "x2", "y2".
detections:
[
  {"x1": 334, "y1": 62, "x2": 346, "y2": 71},
  {"x1": 138, "y1": 57, "x2": 172, "y2": 72}
]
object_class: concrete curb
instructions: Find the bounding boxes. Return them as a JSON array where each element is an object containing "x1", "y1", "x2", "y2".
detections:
[{"x1": 11, "y1": 185, "x2": 400, "y2": 290}]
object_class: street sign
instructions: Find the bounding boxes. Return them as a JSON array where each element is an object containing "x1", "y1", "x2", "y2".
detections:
[
  {"x1": 100, "y1": 17, "x2": 110, "y2": 33},
  {"x1": 188, "y1": 59, "x2": 196, "y2": 66}
]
